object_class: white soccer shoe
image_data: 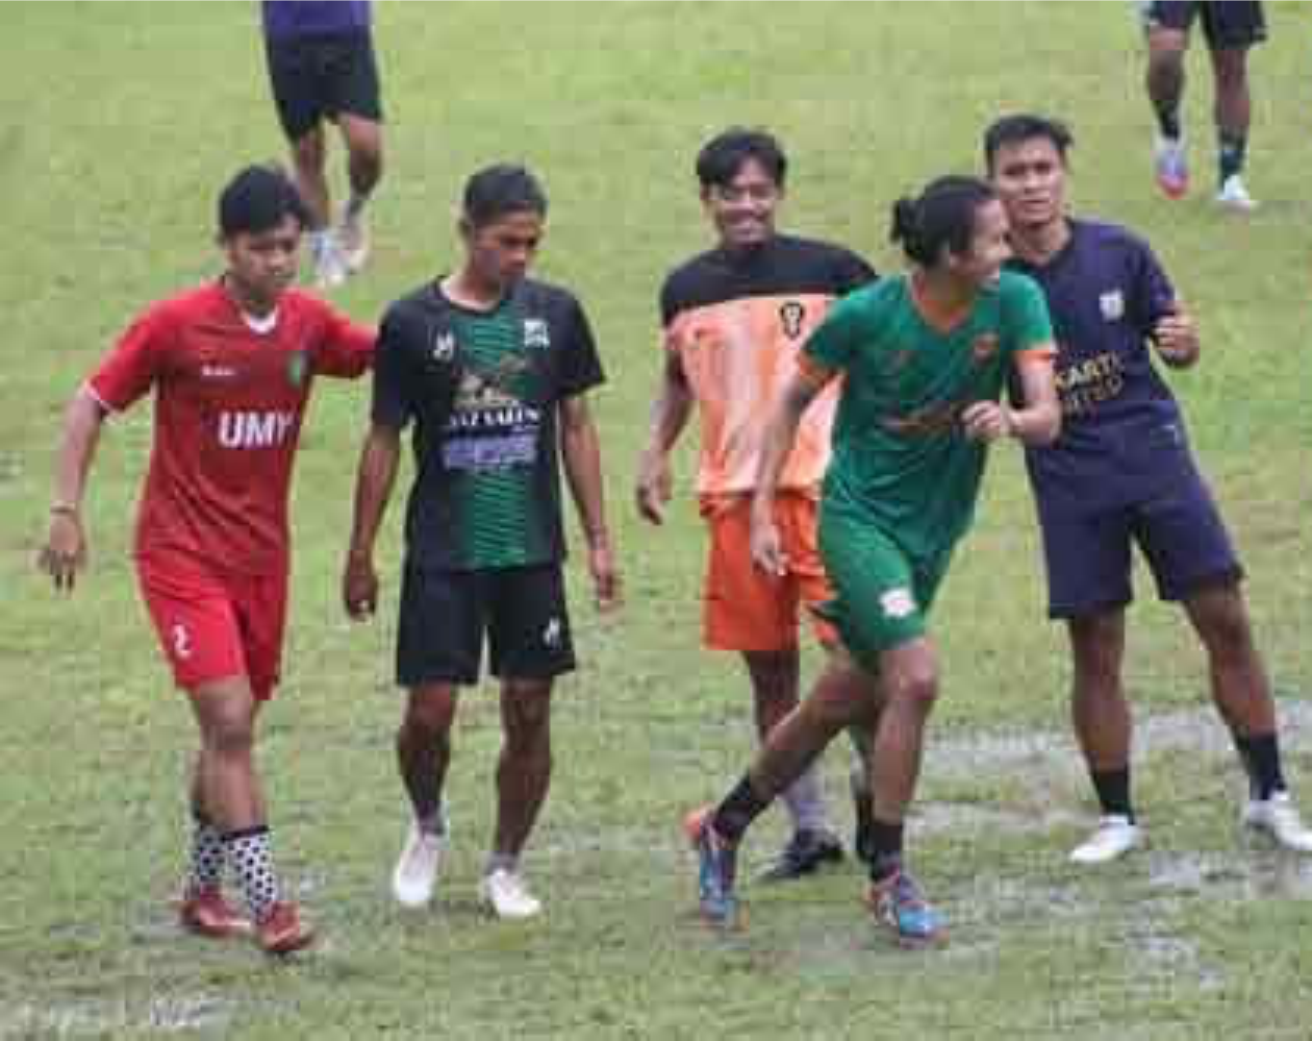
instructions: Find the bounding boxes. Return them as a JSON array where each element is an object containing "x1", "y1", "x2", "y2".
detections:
[
  {"x1": 311, "y1": 231, "x2": 349, "y2": 290},
  {"x1": 1215, "y1": 175, "x2": 1258, "y2": 213},
  {"x1": 336, "y1": 210, "x2": 370, "y2": 274},
  {"x1": 1069, "y1": 815, "x2": 1142, "y2": 865},
  {"x1": 392, "y1": 819, "x2": 448, "y2": 908},
  {"x1": 1153, "y1": 135, "x2": 1188, "y2": 199},
  {"x1": 1242, "y1": 792, "x2": 1312, "y2": 853},
  {"x1": 479, "y1": 868, "x2": 542, "y2": 920}
]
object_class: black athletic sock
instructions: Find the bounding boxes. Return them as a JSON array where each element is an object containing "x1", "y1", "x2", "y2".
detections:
[
  {"x1": 1218, "y1": 132, "x2": 1247, "y2": 184},
  {"x1": 1236, "y1": 732, "x2": 1286, "y2": 801},
  {"x1": 1154, "y1": 102, "x2": 1182, "y2": 141},
  {"x1": 1090, "y1": 767, "x2": 1135, "y2": 823},
  {"x1": 868, "y1": 818, "x2": 904, "y2": 883},
  {"x1": 712, "y1": 775, "x2": 770, "y2": 844}
]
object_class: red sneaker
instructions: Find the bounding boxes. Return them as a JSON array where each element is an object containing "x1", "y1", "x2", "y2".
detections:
[
  {"x1": 255, "y1": 901, "x2": 315, "y2": 955},
  {"x1": 178, "y1": 887, "x2": 252, "y2": 939}
]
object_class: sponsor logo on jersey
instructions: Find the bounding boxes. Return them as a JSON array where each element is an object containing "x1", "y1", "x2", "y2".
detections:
[
  {"x1": 523, "y1": 318, "x2": 550, "y2": 349},
  {"x1": 432, "y1": 331, "x2": 456, "y2": 362},
  {"x1": 217, "y1": 410, "x2": 296, "y2": 449},
  {"x1": 880, "y1": 588, "x2": 917, "y2": 619},
  {"x1": 200, "y1": 364, "x2": 238, "y2": 380},
  {"x1": 286, "y1": 350, "x2": 308, "y2": 388},
  {"x1": 1099, "y1": 290, "x2": 1125, "y2": 322},
  {"x1": 543, "y1": 617, "x2": 562, "y2": 648},
  {"x1": 779, "y1": 300, "x2": 806, "y2": 339}
]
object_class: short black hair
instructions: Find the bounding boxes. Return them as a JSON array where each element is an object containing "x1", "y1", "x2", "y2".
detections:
[
  {"x1": 218, "y1": 164, "x2": 309, "y2": 238},
  {"x1": 462, "y1": 164, "x2": 548, "y2": 228},
  {"x1": 696, "y1": 128, "x2": 787, "y2": 190},
  {"x1": 889, "y1": 176, "x2": 997, "y2": 268},
  {"x1": 982, "y1": 114, "x2": 1074, "y2": 173}
]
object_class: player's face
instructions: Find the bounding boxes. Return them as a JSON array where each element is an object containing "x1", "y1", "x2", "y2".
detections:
[
  {"x1": 989, "y1": 137, "x2": 1067, "y2": 230},
  {"x1": 465, "y1": 210, "x2": 543, "y2": 290},
  {"x1": 950, "y1": 198, "x2": 1012, "y2": 289},
  {"x1": 223, "y1": 216, "x2": 300, "y2": 308},
  {"x1": 702, "y1": 159, "x2": 782, "y2": 250}
]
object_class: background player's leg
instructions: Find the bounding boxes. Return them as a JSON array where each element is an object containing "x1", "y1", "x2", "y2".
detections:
[
  {"x1": 1210, "y1": 46, "x2": 1256, "y2": 208},
  {"x1": 743, "y1": 648, "x2": 841, "y2": 879},
  {"x1": 289, "y1": 125, "x2": 345, "y2": 287},
  {"x1": 391, "y1": 682, "x2": 456, "y2": 908},
  {"x1": 1146, "y1": 27, "x2": 1190, "y2": 196},
  {"x1": 336, "y1": 113, "x2": 382, "y2": 272}
]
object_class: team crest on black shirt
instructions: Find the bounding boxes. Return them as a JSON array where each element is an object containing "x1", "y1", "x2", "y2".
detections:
[
  {"x1": 523, "y1": 318, "x2": 550, "y2": 349},
  {"x1": 286, "y1": 350, "x2": 308, "y2": 388},
  {"x1": 779, "y1": 300, "x2": 806, "y2": 339},
  {"x1": 971, "y1": 333, "x2": 999, "y2": 364},
  {"x1": 1099, "y1": 290, "x2": 1125, "y2": 321}
]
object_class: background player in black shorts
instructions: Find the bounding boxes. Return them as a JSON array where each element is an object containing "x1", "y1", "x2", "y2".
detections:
[
  {"x1": 262, "y1": 0, "x2": 384, "y2": 287},
  {"x1": 342, "y1": 165, "x2": 619, "y2": 920},
  {"x1": 1141, "y1": 0, "x2": 1265, "y2": 210}
]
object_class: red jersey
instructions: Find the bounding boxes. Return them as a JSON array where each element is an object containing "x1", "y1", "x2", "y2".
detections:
[{"x1": 88, "y1": 282, "x2": 374, "y2": 575}]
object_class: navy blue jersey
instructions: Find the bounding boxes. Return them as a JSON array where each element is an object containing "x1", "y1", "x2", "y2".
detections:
[
  {"x1": 1007, "y1": 220, "x2": 1189, "y2": 518},
  {"x1": 262, "y1": 1, "x2": 371, "y2": 39}
]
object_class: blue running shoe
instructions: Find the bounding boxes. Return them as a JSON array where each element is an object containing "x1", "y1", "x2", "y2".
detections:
[
  {"x1": 684, "y1": 806, "x2": 738, "y2": 925},
  {"x1": 868, "y1": 870, "x2": 941, "y2": 945}
]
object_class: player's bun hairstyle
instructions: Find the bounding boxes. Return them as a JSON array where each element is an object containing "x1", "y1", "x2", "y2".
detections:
[
  {"x1": 696, "y1": 127, "x2": 787, "y2": 190},
  {"x1": 982, "y1": 114, "x2": 1074, "y2": 172},
  {"x1": 890, "y1": 176, "x2": 996, "y2": 268},
  {"x1": 462, "y1": 164, "x2": 548, "y2": 228},
  {"x1": 218, "y1": 164, "x2": 310, "y2": 238}
]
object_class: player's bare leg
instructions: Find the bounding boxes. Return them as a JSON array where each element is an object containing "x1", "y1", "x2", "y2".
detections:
[
  {"x1": 1184, "y1": 584, "x2": 1312, "y2": 851},
  {"x1": 187, "y1": 676, "x2": 310, "y2": 952},
  {"x1": 336, "y1": 114, "x2": 382, "y2": 272},
  {"x1": 1146, "y1": 27, "x2": 1189, "y2": 197},
  {"x1": 1210, "y1": 46, "x2": 1257, "y2": 210},
  {"x1": 392, "y1": 683, "x2": 457, "y2": 908}
]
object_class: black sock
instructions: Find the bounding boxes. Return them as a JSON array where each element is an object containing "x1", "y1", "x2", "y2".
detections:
[
  {"x1": 712, "y1": 775, "x2": 770, "y2": 844},
  {"x1": 868, "y1": 818, "x2": 904, "y2": 883},
  {"x1": 1236, "y1": 732, "x2": 1286, "y2": 801},
  {"x1": 1218, "y1": 132, "x2": 1247, "y2": 184},
  {"x1": 1090, "y1": 767, "x2": 1135, "y2": 822},
  {"x1": 1154, "y1": 102, "x2": 1182, "y2": 141}
]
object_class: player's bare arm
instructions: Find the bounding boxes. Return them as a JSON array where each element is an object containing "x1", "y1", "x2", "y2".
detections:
[
  {"x1": 962, "y1": 350, "x2": 1060, "y2": 446},
  {"x1": 750, "y1": 366, "x2": 832, "y2": 577},
  {"x1": 40, "y1": 387, "x2": 109, "y2": 592},
  {"x1": 343, "y1": 422, "x2": 401, "y2": 620},
  {"x1": 635, "y1": 352, "x2": 694, "y2": 526},
  {"x1": 1153, "y1": 298, "x2": 1200, "y2": 368},
  {"x1": 561, "y1": 392, "x2": 620, "y2": 611}
]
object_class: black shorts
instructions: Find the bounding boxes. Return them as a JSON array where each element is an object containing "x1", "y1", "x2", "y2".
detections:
[
  {"x1": 1143, "y1": 1, "x2": 1266, "y2": 50},
  {"x1": 264, "y1": 29, "x2": 383, "y2": 141},
  {"x1": 396, "y1": 563, "x2": 576, "y2": 687}
]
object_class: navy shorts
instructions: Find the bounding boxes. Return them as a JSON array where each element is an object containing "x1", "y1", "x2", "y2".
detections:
[
  {"x1": 1143, "y1": 2, "x2": 1266, "y2": 50},
  {"x1": 1039, "y1": 464, "x2": 1243, "y2": 619},
  {"x1": 265, "y1": 29, "x2": 383, "y2": 141},
  {"x1": 397, "y1": 563, "x2": 575, "y2": 687}
]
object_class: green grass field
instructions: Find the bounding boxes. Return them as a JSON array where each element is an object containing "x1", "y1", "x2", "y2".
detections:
[{"x1": 5, "y1": 3, "x2": 1312, "y2": 1037}]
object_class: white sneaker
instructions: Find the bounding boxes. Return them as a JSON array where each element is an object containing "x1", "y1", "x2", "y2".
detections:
[
  {"x1": 1242, "y1": 792, "x2": 1312, "y2": 853},
  {"x1": 1069, "y1": 815, "x2": 1142, "y2": 865},
  {"x1": 392, "y1": 819, "x2": 447, "y2": 908},
  {"x1": 1215, "y1": 175, "x2": 1258, "y2": 212},
  {"x1": 336, "y1": 209, "x2": 370, "y2": 274},
  {"x1": 311, "y1": 231, "x2": 348, "y2": 290},
  {"x1": 478, "y1": 867, "x2": 542, "y2": 920}
]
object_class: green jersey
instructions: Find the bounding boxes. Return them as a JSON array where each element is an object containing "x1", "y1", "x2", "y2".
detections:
[{"x1": 804, "y1": 271, "x2": 1052, "y2": 560}]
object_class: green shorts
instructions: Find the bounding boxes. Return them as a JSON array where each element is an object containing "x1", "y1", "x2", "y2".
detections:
[{"x1": 817, "y1": 509, "x2": 954, "y2": 669}]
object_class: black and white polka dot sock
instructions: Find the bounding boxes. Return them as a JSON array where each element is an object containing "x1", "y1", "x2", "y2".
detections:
[
  {"x1": 223, "y1": 826, "x2": 281, "y2": 922},
  {"x1": 186, "y1": 813, "x2": 226, "y2": 895}
]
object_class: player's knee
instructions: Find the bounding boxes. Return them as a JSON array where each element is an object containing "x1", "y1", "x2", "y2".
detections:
[
  {"x1": 204, "y1": 713, "x2": 255, "y2": 757},
  {"x1": 403, "y1": 689, "x2": 457, "y2": 740},
  {"x1": 291, "y1": 134, "x2": 325, "y2": 173},
  {"x1": 889, "y1": 667, "x2": 938, "y2": 716}
]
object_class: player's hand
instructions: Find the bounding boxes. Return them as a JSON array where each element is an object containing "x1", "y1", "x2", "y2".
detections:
[
  {"x1": 635, "y1": 451, "x2": 672, "y2": 525},
  {"x1": 1154, "y1": 299, "x2": 1199, "y2": 368},
  {"x1": 588, "y1": 539, "x2": 622, "y2": 613},
  {"x1": 342, "y1": 552, "x2": 379, "y2": 621},
  {"x1": 39, "y1": 510, "x2": 87, "y2": 593},
  {"x1": 750, "y1": 508, "x2": 787, "y2": 578},
  {"x1": 960, "y1": 400, "x2": 1012, "y2": 443}
]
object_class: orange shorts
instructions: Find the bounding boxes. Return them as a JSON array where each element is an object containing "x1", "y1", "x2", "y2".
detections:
[
  {"x1": 136, "y1": 552, "x2": 287, "y2": 701},
  {"x1": 700, "y1": 492, "x2": 836, "y2": 652}
]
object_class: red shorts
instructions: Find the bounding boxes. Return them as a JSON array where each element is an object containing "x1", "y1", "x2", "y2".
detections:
[
  {"x1": 700, "y1": 492, "x2": 836, "y2": 652},
  {"x1": 136, "y1": 553, "x2": 288, "y2": 701}
]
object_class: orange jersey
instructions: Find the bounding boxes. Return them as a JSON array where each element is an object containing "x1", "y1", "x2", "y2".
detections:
[{"x1": 660, "y1": 235, "x2": 875, "y2": 496}]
